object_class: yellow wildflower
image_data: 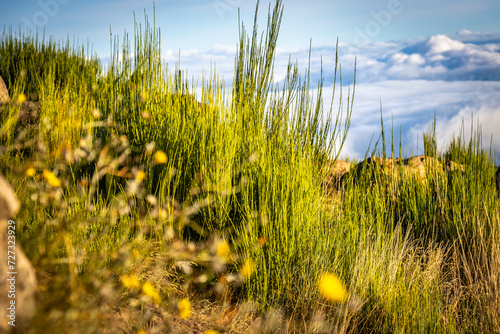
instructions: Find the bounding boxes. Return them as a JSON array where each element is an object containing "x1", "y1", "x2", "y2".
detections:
[
  {"x1": 17, "y1": 93, "x2": 26, "y2": 105},
  {"x1": 216, "y1": 240, "x2": 230, "y2": 259},
  {"x1": 25, "y1": 168, "x2": 36, "y2": 177},
  {"x1": 178, "y1": 298, "x2": 191, "y2": 319},
  {"x1": 137, "y1": 330, "x2": 148, "y2": 334},
  {"x1": 42, "y1": 170, "x2": 61, "y2": 188},
  {"x1": 240, "y1": 259, "x2": 255, "y2": 280},
  {"x1": 204, "y1": 331, "x2": 219, "y2": 334},
  {"x1": 120, "y1": 274, "x2": 140, "y2": 290},
  {"x1": 318, "y1": 273, "x2": 348, "y2": 303},
  {"x1": 142, "y1": 282, "x2": 161, "y2": 304},
  {"x1": 258, "y1": 235, "x2": 267, "y2": 246},
  {"x1": 140, "y1": 91, "x2": 148, "y2": 101},
  {"x1": 154, "y1": 150, "x2": 167, "y2": 164},
  {"x1": 136, "y1": 170, "x2": 146, "y2": 182}
]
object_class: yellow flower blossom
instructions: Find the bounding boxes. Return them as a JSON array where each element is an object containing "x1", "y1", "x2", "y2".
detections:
[
  {"x1": 17, "y1": 93, "x2": 26, "y2": 105},
  {"x1": 258, "y1": 235, "x2": 267, "y2": 246},
  {"x1": 137, "y1": 330, "x2": 148, "y2": 334},
  {"x1": 204, "y1": 331, "x2": 219, "y2": 334},
  {"x1": 216, "y1": 240, "x2": 231, "y2": 259},
  {"x1": 136, "y1": 170, "x2": 146, "y2": 182},
  {"x1": 240, "y1": 259, "x2": 255, "y2": 280},
  {"x1": 42, "y1": 170, "x2": 61, "y2": 188},
  {"x1": 25, "y1": 168, "x2": 36, "y2": 177},
  {"x1": 140, "y1": 91, "x2": 148, "y2": 101},
  {"x1": 178, "y1": 298, "x2": 191, "y2": 319},
  {"x1": 318, "y1": 273, "x2": 348, "y2": 303},
  {"x1": 120, "y1": 274, "x2": 140, "y2": 290},
  {"x1": 142, "y1": 282, "x2": 161, "y2": 304},
  {"x1": 154, "y1": 150, "x2": 167, "y2": 164}
]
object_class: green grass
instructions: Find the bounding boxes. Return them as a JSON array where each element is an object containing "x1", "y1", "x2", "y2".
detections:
[{"x1": 1, "y1": 1, "x2": 499, "y2": 333}]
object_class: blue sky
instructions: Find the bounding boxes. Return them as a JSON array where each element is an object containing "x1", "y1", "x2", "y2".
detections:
[
  {"x1": 2, "y1": 0, "x2": 500, "y2": 53},
  {"x1": 1, "y1": 0, "x2": 500, "y2": 163}
]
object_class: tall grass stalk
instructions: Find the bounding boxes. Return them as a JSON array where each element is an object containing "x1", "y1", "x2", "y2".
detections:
[{"x1": 0, "y1": 0, "x2": 499, "y2": 332}]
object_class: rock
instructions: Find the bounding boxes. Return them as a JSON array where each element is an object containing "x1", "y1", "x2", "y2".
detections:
[
  {"x1": 354, "y1": 155, "x2": 443, "y2": 183},
  {"x1": 322, "y1": 155, "x2": 498, "y2": 203},
  {"x1": 446, "y1": 160, "x2": 465, "y2": 173},
  {"x1": 0, "y1": 75, "x2": 10, "y2": 104},
  {"x1": 0, "y1": 176, "x2": 19, "y2": 218},
  {"x1": 405, "y1": 156, "x2": 427, "y2": 180},
  {"x1": 323, "y1": 159, "x2": 351, "y2": 193},
  {"x1": 403, "y1": 155, "x2": 443, "y2": 181},
  {"x1": 0, "y1": 175, "x2": 37, "y2": 332},
  {"x1": 354, "y1": 156, "x2": 395, "y2": 180},
  {"x1": 328, "y1": 160, "x2": 351, "y2": 177}
]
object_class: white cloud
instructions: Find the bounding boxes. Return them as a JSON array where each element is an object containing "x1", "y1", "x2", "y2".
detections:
[
  {"x1": 389, "y1": 53, "x2": 425, "y2": 65},
  {"x1": 335, "y1": 80, "x2": 500, "y2": 163},
  {"x1": 247, "y1": 31, "x2": 500, "y2": 86},
  {"x1": 426, "y1": 35, "x2": 466, "y2": 54}
]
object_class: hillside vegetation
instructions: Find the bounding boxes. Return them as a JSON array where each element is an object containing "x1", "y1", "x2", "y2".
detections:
[{"x1": 1, "y1": 1, "x2": 499, "y2": 333}]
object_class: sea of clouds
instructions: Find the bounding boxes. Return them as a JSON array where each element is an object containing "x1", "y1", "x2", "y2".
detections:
[{"x1": 163, "y1": 30, "x2": 500, "y2": 164}]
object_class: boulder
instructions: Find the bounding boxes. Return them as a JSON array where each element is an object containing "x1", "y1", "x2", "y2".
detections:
[
  {"x1": 354, "y1": 156, "x2": 396, "y2": 181},
  {"x1": 402, "y1": 155, "x2": 443, "y2": 181},
  {"x1": 404, "y1": 156, "x2": 427, "y2": 180},
  {"x1": 0, "y1": 176, "x2": 19, "y2": 217},
  {"x1": 0, "y1": 75, "x2": 10, "y2": 104},
  {"x1": 0, "y1": 175, "x2": 37, "y2": 332},
  {"x1": 328, "y1": 160, "x2": 352, "y2": 177},
  {"x1": 323, "y1": 159, "x2": 351, "y2": 192},
  {"x1": 446, "y1": 160, "x2": 465, "y2": 173},
  {"x1": 354, "y1": 155, "x2": 444, "y2": 184}
]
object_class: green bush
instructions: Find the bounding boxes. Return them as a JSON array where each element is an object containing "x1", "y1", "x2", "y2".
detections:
[{"x1": 1, "y1": 1, "x2": 499, "y2": 332}]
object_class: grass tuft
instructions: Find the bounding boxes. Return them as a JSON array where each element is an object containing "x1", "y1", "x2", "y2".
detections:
[{"x1": 0, "y1": 1, "x2": 498, "y2": 333}]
